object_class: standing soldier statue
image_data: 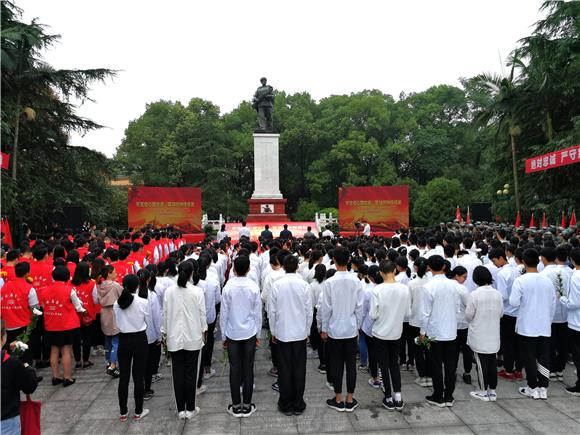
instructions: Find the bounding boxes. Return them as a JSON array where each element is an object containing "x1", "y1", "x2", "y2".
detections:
[{"x1": 252, "y1": 77, "x2": 275, "y2": 132}]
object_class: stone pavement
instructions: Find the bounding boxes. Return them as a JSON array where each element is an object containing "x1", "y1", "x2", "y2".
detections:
[{"x1": 34, "y1": 336, "x2": 580, "y2": 435}]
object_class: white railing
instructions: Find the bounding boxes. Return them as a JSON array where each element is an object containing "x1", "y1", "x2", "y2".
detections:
[
  {"x1": 315, "y1": 212, "x2": 338, "y2": 232},
  {"x1": 202, "y1": 214, "x2": 224, "y2": 230}
]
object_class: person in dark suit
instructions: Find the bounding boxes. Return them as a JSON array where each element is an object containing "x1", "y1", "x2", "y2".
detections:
[
  {"x1": 279, "y1": 224, "x2": 293, "y2": 240},
  {"x1": 260, "y1": 225, "x2": 273, "y2": 242}
]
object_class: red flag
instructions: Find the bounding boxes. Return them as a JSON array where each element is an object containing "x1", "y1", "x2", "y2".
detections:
[
  {"x1": 466, "y1": 206, "x2": 470, "y2": 225},
  {"x1": 456, "y1": 206, "x2": 462, "y2": 223},
  {"x1": 561, "y1": 211, "x2": 566, "y2": 228},
  {"x1": 529, "y1": 213, "x2": 535, "y2": 228},
  {"x1": 1, "y1": 218, "x2": 13, "y2": 248},
  {"x1": 541, "y1": 212, "x2": 547, "y2": 228},
  {"x1": 515, "y1": 211, "x2": 521, "y2": 227},
  {"x1": 0, "y1": 152, "x2": 9, "y2": 170},
  {"x1": 571, "y1": 210, "x2": 577, "y2": 227}
]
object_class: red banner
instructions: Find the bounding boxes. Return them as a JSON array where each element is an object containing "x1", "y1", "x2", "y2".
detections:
[
  {"x1": 338, "y1": 185, "x2": 409, "y2": 232},
  {"x1": 128, "y1": 187, "x2": 202, "y2": 233},
  {"x1": 225, "y1": 222, "x2": 316, "y2": 242},
  {"x1": 525, "y1": 145, "x2": 580, "y2": 173},
  {"x1": 1, "y1": 152, "x2": 9, "y2": 170},
  {"x1": 1, "y1": 218, "x2": 13, "y2": 248}
]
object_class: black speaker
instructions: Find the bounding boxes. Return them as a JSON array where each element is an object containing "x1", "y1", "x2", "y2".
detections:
[
  {"x1": 52, "y1": 206, "x2": 83, "y2": 231},
  {"x1": 471, "y1": 203, "x2": 492, "y2": 222}
]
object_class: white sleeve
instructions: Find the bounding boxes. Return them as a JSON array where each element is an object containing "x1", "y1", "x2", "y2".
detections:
[{"x1": 70, "y1": 289, "x2": 86, "y2": 312}]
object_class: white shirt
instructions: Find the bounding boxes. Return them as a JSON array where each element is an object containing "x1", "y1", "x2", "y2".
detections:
[
  {"x1": 363, "y1": 224, "x2": 371, "y2": 236},
  {"x1": 322, "y1": 229, "x2": 334, "y2": 238},
  {"x1": 113, "y1": 295, "x2": 148, "y2": 333},
  {"x1": 456, "y1": 254, "x2": 481, "y2": 292},
  {"x1": 509, "y1": 272, "x2": 556, "y2": 337},
  {"x1": 262, "y1": 268, "x2": 285, "y2": 309},
  {"x1": 220, "y1": 276, "x2": 262, "y2": 341},
  {"x1": 455, "y1": 282, "x2": 470, "y2": 330},
  {"x1": 163, "y1": 283, "x2": 207, "y2": 351},
  {"x1": 216, "y1": 231, "x2": 228, "y2": 243},
  {"x1": 408, "y1": 275, "x2": 429, "y2": 328},
  {"x1": 485, "y1": 262, "x2": 499, "y2": 286},
  {"x1": 146, "y1": 291, "x2": 162, "y2": 344},
  {"x1": 560, "y1": 269, "x2": 580, "y2": 332},
  {"x1": 310, "y1": 280, "x2": 324, "y2": 310},
  {"x1": 320, "y1": 271, "x2": 363, "y2": 339},
  {"x1": 199, "y1": 275, "x2": 220, "y2": 324},
  {"x1": 154, "y1": 276, "x2": 174, "y2": 308},
  {"x1": 369, "y1": 282, "x2": 411, "y2": 340},
  {"x1": 541, "y1": 264, "x2": 567, "y2": 323},
  {"x1": 238, "y1": 227, "x2": 251, "y2": 239},
  {"x1": 268, "y1": 274, "x2": 312, "y2": 342},
  {"x1": 465, "y1": 285, "x2": 503, "y2": 353},
  {"x1": 420, "y1": 274, "x2": 459, "y2": 341},
  {"x1": 496, "y1": 263, "x2": 519, "y2": 316}
]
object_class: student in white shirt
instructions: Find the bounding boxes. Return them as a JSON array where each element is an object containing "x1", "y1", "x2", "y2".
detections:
[
  {"x1": 114, "y1": 274, "x2": 150, "y2": 422},
  {"x1": 466, "y1": 266, "x2": 503, "y2": 402},
  {"x1": 362, "y1": 221, "x2": 371, "y2": 237},
  {"x1": 360, "y1": 265, "x2": 380, "y2": 388},
  {"x1": 370, "y1": 260, "x2": 411, "y2": 411},
  {"x1": 216, "y1": 224, "x2": 228, "y2": 243},
  {"x1": 238, "y1": 221, "x2": 251, "y2": 240},
  {"x1": 320, "y1": 246, "x2": 364, "y2": 412},
  {"x1": 309, "y1": 264, "x2": 327, "y2": 374},
  {"x1": 450, "y1": 266, "x2": 473, "y2": 385},
  {"x1": 559, "y1": 247, "x2": 580, "y2": 396},
  {"x1": 394, "y1": 256, "x2": 413, "y2": 370},
  {"x1": 420, "y1": 255, "x2": 459, "y2": 408},
  {"x1": 268, "y1": 255, "x2": 312, "y2": 416},
  {"x1": 220, "y1": 255, "x2": 262, "y2": 418},
  {"x1": 142, "y1": 267, "x2": 162, "y2": 401},
  {"x1": 509, "y1": 248, "x2": 556, "y2": 400},
  {"x1": 163, "y1": 260, "x2": 207, "y2": 419}
]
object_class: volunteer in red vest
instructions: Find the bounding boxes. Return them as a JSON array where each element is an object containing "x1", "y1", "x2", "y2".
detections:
[
  {"x1": 0, "y1": 262, "x2": 39, "y2": 363},
  {"x1": 43, "y1": 265, "x2": 86, "y2": 387},
  {"x1": 28, "y1": 245, "x2": 53, "y2": 369},
  {"x1": 71, "y1": 262, "x2": 98, "y2": 369},
  {"x1": 0, "y1": 250, "x2": 19, "y2": 282}
]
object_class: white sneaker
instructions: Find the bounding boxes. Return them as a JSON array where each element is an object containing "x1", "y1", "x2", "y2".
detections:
[
  {"x1": 414, "y1": 377, "x2": 429, "y2": 387},
  {"x1": 519, "y1": 386, "x2": 540, "y2": 399},
  {"x1": 133, "y1": 409, "x2": 149, "y2": 421},
  {"x1": 488, "y1": 390, "x2": 497, "y2": 402},
  {"x1": 539, "y1": 387, "x2": 548, "y2": 400},
  {"x1": 151, "y1": 373, "x2": 163, "y2": 383},
  {"x1": 326, "y1": 381, "x2": 334, "y2": 391},
  {"x1": 203, "y1": 368, "x2": 216, "y2": 380},
  {"x1": 426, "y1": 378, "x2": 433, "y2": 387},
  {"x1": 185, "y1": 407, "x2": 200, "y2": 419},
  {"x1": 196, "y1": 385, "x2": 207, "y2": 395},
  {"x1": 470, "y1": 390, "x2": 490, "y2": 402},
  {"x1": 178, "y1": 411, "x2": 187, "y2": 420},
  {"x1": 368, "y1": 378, "x2": 381, "y2": 389}
]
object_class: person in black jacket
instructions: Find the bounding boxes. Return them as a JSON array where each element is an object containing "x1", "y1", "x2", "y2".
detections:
[
  {"x1": 1, "y1": 319, "x2": 39, "y2": 434},
  {"x1": 260, "y1": 225, "x2": 273, "y2": 242}
]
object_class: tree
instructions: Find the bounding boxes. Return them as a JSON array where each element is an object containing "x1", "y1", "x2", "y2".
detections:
[{"x1": 412, "y1": 178, "x2": 467, "y2": 227}]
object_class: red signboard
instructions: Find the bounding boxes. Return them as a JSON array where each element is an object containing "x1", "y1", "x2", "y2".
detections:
[
  {"x1": 339, "y1": 185, "x2": 409, "y2": 232},
  {"x1": 225, "y1": 222, "x2": 316, "y2": 242},
  {"x1": 1, "y1": 152, "x2": 10, "y2": 170},
  {"x1": 525, "y1": 145, "x2": 580, "y2": 173},
  {"x1": 128, "y1": 187, "x2": 202, "y2": 233}
]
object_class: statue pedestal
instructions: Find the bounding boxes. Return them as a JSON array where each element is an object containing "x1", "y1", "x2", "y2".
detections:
[{"x1": 247, "y1": 133, "x2": 288, "y2": 222}]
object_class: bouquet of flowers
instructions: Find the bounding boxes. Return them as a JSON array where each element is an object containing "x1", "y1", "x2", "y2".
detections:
[
  {"x1": 518, "y1": 264, "x2": 526, "y2": 276},
  {"x1": 554, "y1": 270, "x2": 565, "y2": 297},
  {"x1": 414, "y1": 335, "x2": 436, "y2": 350},
  {"x1": 219, "y1": 348, "x2": 229, "y2": 376},
  {"x1": 13, "y1": 308, "x2": 43, "y2": 356}
]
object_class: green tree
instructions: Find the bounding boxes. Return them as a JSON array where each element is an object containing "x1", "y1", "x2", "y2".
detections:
[{"x1": 412, "y1": 178, "x2": 467, "y2": 226}]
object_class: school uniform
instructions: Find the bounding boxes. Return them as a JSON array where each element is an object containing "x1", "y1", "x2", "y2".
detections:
[
  {"x1": 559, "y1": 269, "x2": 580, "y2": 391},
  {"x1": 408, "y1": 275, "x2": 430, "y2": 379},
  {"x1": 144, "y1": 290, "x2": 162, "y2": 393},
  {"x1": 360, "y1": 282, "x2": 378, "y2": 378},
  {"x1": 220, "y1": 276, "x2": 262, "y2": 407},
  {"x1": 268, "y1": 273, "x2": 312, "y2": 413},
  {"x1": 320, "y1": 271, "x2": 364, "y2": 395},
  {"x1": 454, "y1": 282, "x2": 473, "y2": 376},
  {"x1": 114, "y1": 296, "x2": 149, "y2": 416},
  {"x1": 43, "y1": 281, "x2": 85, "y2": 346},
  {"x1": 496, "y1": 263, "x2": 523, "y2": 375},
  {"x1": 197, "y1": 274, "x2": 221, "y2": 388},
  {"x1": 72, "y1": 280, "x2": 98, "y2": 363}
]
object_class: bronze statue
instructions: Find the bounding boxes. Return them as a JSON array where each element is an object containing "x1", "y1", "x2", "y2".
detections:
[{"x1": 252, "y1": 77, "x2": 275, "y2": 131}]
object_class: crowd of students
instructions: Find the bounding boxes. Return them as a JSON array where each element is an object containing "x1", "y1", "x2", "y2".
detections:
[{"x1": 1, "y1": 223, "x2": 580, "y2": 427}]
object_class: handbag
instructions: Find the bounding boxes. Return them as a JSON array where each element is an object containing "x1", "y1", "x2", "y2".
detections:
[
  {"x1": 20, "y1": 394, "x2": 41, "y2": 435},
  {"x1": 79, "y1": 311, "x2": 93, "y2": 327}
]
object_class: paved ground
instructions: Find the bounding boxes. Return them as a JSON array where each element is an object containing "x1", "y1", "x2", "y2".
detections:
[{"x1": 34, "y1": 335, "x2": 580, "y2": 435}]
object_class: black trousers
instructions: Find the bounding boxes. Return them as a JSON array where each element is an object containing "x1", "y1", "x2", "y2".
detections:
[
  {"x1": 197, "y1": 320, "x2": 217, "y2": 388},
  {"x1": 171, "y1": 349, "x2": 200, "y2": 412},
  {"x1": 429, "y1": 340, "x2": 457, "y2": 401},
  {"x1": 569, "y1": 327, "x2": 580, "y2": 388},
  {"x1": 269, "y1": 337, "x2": 279, "y2": 368},
  {"x1": 362, "y1": 332, "x2": 379, "y2": 378},
  {"x1": 118, "y1": 331, "x2": 148, "y2": 415},
  {"x1": 550, "y1": 323, "x2": 569, "y2": 373},
  {"x1": 409, "y1": 325, "x2": 430, "y2": 378},
  {"x1": 456, "y1": 329, "x2": 473, "y2": 373},
  {"x1": 73, "y1": 323, "x2": 93, "y2": 362},
  {"x1": 398, "y1": 322, "x2": 415, "y2": 365},
  {"x1": 277, "y1": 339, "x2": 307, "y2": 412},
  {"x1": 29, "y1": 317, "x2": 50, "y2": 362},
  {"x1": 227, "y1": 336, "x2": 256, "y2": 405},
  {"x1": 327, "y1": 336, "x2": 357, "y2": 394},
  {"x1": 310, "y1": 310, "x2": 321, "y2": 352},
  {"x1": 501, "y1": 315, "x2": 523, "y2": 373},
  {"x1": 144, "y1": 342, "x2": 162, "y2": 392},
  {"x1": 519, "y1": 335, "x2": 550, "y2": 389},
  {"x1": 92, "y1": 314, "x2": 105, "y2": 346},
  {"x1": 474, "y1": 352, "x2": 497, "y2": 390},
  {"x1": 375, "y1": 338, "x2": 401, "y2": 398}
]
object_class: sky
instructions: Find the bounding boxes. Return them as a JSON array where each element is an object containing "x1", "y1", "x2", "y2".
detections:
[{"x1": 18, "y1": 0, "x2": 545, "y2": 157}]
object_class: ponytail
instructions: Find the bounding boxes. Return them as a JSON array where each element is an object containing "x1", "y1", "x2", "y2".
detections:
[
  {"x1": 118, "y1": 274, "x2": 139, "y2": 309},
  {"x1": 145, "y1": 264, "x2": 157, "y2": 291},
  {"x1": 136, "y1": 268, "x2": 151, "y2": 299},
  {"x1": 177, "y1": 261, "x2": 193, "y2": 288},
  {"x1": 415, "y1": 257, "x2": 428, "y2": 279},
  {"x1": 308, "y1": 250, "x2": 323, "y2": 270},
  {"x1": 314, "y1": 263, "x2": 326, "y2": 284}
]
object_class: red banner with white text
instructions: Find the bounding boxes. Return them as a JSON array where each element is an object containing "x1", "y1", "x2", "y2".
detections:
[
  {"x1": 128, "y1": 187, "x2": 202, "y2": 233},
  {"x1": 339, "y1": 185, "x2": 409, "y2": 232},
  {"x1": 525, "y1": 144, "x2": 580, "y2": 173}
]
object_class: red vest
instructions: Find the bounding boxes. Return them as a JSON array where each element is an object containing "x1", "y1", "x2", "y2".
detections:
[
  {"x1": 72, "y1": 280, "x2": 97, "y2": 320},
  {"x1": 0, "y1": 279, "x2": 32, "y2": 329},
  {"x1": 29, "y1": 260, "x2": 53, "y2": 297},
  {"x1": 1, "y1": 265, "x2": 16, "y2": 282},
  {"x1": 66, "y1": 262, "x2": 77, "y2": 279},
  {"x1": 42, "y1": 282, "x2": 80, "y2": 331}
]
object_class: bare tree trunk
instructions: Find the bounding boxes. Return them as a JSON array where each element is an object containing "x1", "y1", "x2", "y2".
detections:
[
  {"x1": 510, "y1": 133, "x2": 521, "y2": 213},
  {"x1": 546, "y1": 112, "x2": 553, "y2": 142}
]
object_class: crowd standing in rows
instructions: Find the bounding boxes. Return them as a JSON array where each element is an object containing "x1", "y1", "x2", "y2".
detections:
[{"x1": 1, "y1": 222, "x2": 580, "y2": 428}]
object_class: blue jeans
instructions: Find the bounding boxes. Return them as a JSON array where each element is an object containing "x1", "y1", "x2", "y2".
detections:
[
  {"x1": 105, "y1": 334, "x2": 119, "y2": 364},
  {"x1": 359, "y1": 331, "x2": 368, "y2": 365},
  {"x1": 1, "y1": 415, "x2": 21, "y2": 435}
]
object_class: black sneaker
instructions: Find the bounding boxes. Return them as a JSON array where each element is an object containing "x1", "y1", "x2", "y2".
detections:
[
  {"x1": 277, "y1": 405, "x2": 293, "y2": 416},
  {"x1": 565, "y1": 386, "x2": 580, "y2": 396},
  {"x1": 271, "y1": 382, "x2": 279, "y2": 392},
  {"x1": 444, "y1": 396, "x2": 455, "y2": 407},
  {"x1": 463, "y1": 373, "x2": 472, "y2": 384},
  {"x1": 293, "y1": 408, "x2": 305, "y2": 416},
  {"x1": 326, "y1": 398, "x2": 345, "y2": 412},
  {"x1": 144, "y1": 390, "x2": 155, "y2": 401},
  {"x1": 242, "y1": 403, "x2": 257, "y2": 418},
  {"x1": 318, "y1": 364, "x2": 327, "y2": 374},
  {"x1": 394, "y1": 400, "x2": 404, "y2": 411},
  {"x1": 51, "y1": 377, "x2": 64, "y2": 386},
  {"x1": 344, "y1": 398, "x2": 358, "y2": 412},
  {"x1": 227, "y1": 404, "x2": 243, "y2": 418},
  {"x1": 426, "y1": 395, "x2": 446, "y2": 408},
  {"x1": 382, "y1": 397, "x2": 395, "y2": 411}
]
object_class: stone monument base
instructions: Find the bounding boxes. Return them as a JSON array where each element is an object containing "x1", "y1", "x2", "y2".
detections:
[{"x1": 246, "y1": 198, "x2": 288, "y2": 222}]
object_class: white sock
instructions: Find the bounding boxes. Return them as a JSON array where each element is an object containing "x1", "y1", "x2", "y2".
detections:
[
  {"x1": 394, "y1": 392, "x2": 402, "y2": 401},
  {"x1": 385, "y1": 396, "x2": 393, "y2": 402},
  {"x1": 489, "y1": 389, "x2": 496, "y2": 395}
]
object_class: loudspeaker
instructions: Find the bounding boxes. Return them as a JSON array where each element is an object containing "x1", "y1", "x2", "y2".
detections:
[{"x1": 471, "y1": 203, "x2": 492, "y2": 222}]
